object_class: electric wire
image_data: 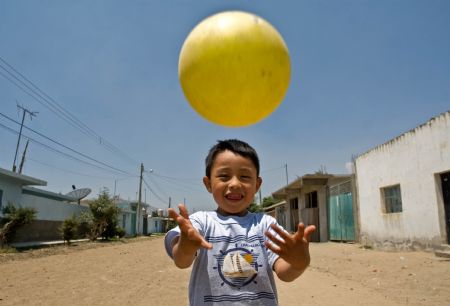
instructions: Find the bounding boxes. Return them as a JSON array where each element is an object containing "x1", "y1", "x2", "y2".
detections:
[
  {"x1": 146, "y1": 170, "x2": 203, "y2": 186},
  {"x1": 0, "y1": 112, "x2": 134, "y2": 176},
  {"x1": 0, "y1": 56, "x2": 139, "y2": 166},
  {"x1": 142, "y1": 177, "x2": 169, "y2": 206},
  {"x1": 144, "y1": 172, "x2": 170, "y2": 199},
  {"x1": 28, "y1": 157, "x2": 115, "y2": 180},
  {"x1": 146, "y1": 172, "x2": 205, "y2": 195},
  {"x1": 0, "y1": 122, "x2": 131, "y2": 176}
]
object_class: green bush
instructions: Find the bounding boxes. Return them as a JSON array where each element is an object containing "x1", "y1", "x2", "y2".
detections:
[
  {"x1": 0, "y1": 203, "x2": 36, "y2": 247},
  {"x1": 115, "y1": 227, "x2": 125, "y2": 238},
  {"x1": 82, "y1": 189, "x2": 121, "y2": 240},
  {"x1": 60, "y1": 215, "x2": 79, "y2": 245}
]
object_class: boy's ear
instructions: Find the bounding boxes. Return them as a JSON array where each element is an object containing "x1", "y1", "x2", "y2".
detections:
[
  {"x1": 203, "y1": 176, "x2": 212, "y2": 193},
  {"x1": 256, "y1": 177, "x2": 262, "y2": 191}
]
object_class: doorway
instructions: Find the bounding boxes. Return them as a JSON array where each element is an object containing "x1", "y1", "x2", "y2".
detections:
[{"x1": 441, "y1": 172, "x2": 450, "y2": 244}]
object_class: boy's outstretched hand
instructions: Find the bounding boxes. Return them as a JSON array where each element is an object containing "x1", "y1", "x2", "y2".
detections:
[
  {"x1": 168, "y1": 204, "x2": 212, "y2": 268},
  {"x1": 265, "y1": 223, "x2": 316, "y2": 282}
]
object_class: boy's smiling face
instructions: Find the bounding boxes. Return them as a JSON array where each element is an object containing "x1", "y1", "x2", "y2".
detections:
[{"x1": 203, "y1": 150, "x2": 262, "y2": 216}]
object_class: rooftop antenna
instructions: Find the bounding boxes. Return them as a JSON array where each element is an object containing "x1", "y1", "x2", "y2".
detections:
[{"x1": 12, "y1": 103, "x2": 38, "y2": 172}]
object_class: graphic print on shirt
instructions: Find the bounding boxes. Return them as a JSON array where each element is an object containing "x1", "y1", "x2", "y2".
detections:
[{"x1": 208, "y1": 234, "x2": 264, "y2": 289}]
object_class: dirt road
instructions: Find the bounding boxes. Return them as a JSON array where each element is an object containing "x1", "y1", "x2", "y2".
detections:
[{"x1": 0, "y1": 236, "x2": 449, "y2": 305}]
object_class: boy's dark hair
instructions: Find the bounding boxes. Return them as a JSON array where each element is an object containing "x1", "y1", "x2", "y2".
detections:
[{"x1": 205, "y1": 139, "x2": 260, "y2": 178}]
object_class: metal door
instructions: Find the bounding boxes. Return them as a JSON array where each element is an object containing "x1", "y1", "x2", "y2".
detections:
[{"x1": 328, "y1": 181, "x2": 355, "y2": 241}]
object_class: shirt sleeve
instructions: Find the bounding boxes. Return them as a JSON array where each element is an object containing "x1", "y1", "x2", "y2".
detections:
[
  {"x1": 163, "y1": 212, "x2": 205, "y2": 259},
  {"x1": 164, "y1": 227, "x2": 180, "y2": 259}
]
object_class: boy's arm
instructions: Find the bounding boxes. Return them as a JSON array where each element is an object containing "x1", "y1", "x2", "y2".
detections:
[
  {"x1": 168, "y1": 204, "x2": 212, "y2": 269},
  {"x1": 265, "y1": 223, "x2": 315, "y2": 282}
]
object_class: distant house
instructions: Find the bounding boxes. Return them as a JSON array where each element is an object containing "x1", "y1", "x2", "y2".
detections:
[
  {"x1": 354, "y1": 111, "x2": 450, "y2": 250},
  {"x1": 0, "y1": 167, "x2": 88, "y2": 242},
  {"x1": 116, "y1": 199, "x2": 164, "y2": 236},
  {"x1": 116, "y1": 199, "x2": 137, "y2": 236},
  {"x1": 147, "y1": 216, "x2": 165, "y2": 233},
  {"x1": 272, "y1": 174, "x2": 356, "y2": 243}
]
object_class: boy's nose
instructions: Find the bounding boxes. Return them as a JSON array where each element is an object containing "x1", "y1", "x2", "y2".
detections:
[{"x1": 228, "y1": 176, "x2": 242, "y2": 189}]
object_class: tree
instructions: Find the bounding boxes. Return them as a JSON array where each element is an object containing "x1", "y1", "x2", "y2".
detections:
[
  {"x1": 0, "y1": 203, "x2": 36, "y2": 248},
  {"x1": 247, "y1": 202, "x2": 262, "y2": 213},
  {"x1": 261, "y1": 196, "x2": 276, "y2": 208},
  {"x1": 82, "y1": 189, "x2": 122, "y2": 240}
]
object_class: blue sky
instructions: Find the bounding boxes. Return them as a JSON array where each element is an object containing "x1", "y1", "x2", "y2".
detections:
[{"x1": 1, "y1": 1, "x2": 449, "y2": 212}]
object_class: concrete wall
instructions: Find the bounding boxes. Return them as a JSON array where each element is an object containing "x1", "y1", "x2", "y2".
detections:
[
  {"x1": 21, "y1": 193, "x2": 88, "y2": 221},
  {"x1": 0, "y1": 185, "x2": 89, "y2": 242},
  {"x1": 147, "y1": 217, "x2": 164, "y2": 233},
  {"x1": 0, "y1": 177, "x2": 23, "y2": 213},
  {"x1": 355, "y1": 111, "x2": 450, "y2": 250},
  {"x1": 118, "y1": 212, "x2": 135, "y2": 236}
]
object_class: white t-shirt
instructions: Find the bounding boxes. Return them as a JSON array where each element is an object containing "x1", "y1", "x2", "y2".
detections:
[{"x1": 165, "y1": 210, "x2": 281, "y2": 306}]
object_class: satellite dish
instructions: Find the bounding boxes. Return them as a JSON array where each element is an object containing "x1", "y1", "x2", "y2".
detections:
[{"x1": 66, "y1": 188, "x2": 91, "y2": 203}]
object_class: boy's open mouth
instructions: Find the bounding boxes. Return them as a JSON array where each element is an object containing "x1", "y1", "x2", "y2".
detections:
[{"x1": 225, "y1": 193, "x2": 244, "y2": 201}]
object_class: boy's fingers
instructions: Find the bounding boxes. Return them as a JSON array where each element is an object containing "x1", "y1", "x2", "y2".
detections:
[
  {"x1": 186, "y1": 228, "x2": 212, "y2": 249},
  {"x1": 178, "y1": 204, "x2": 190, "y2": 219},
  {"x1": 265, "y1": 230, "x2": 285, "y2": 247},
  {"x1": 269, "y1": 223, "x2": 291, "y2": 240},
  {"x1": 296, "y1": 223, "x2": 306, "y2": 240},
  {"x1": 264, "y1": 240, "x2": 281, "y2": 254},
  {"x1": 168, "y1": 208, "x2": 180, "y2": 220},
  {"x1": 303, "y1": 225, "x2": 316, "y2": 242}
]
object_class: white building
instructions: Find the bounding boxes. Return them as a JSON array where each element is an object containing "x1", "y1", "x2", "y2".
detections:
[
  {"x1": 355, "y1": 111, "x2": 450, "y2": 250},
  {"x1": 0, "y1": 167, "x2": 88, "y2": 242}
]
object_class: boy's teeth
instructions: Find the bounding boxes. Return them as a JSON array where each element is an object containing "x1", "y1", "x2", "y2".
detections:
[{"x1": 226, "y1": 194, "x2": 242, "y2": 200}]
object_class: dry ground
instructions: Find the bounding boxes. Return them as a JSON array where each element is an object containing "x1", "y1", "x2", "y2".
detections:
[{"x1": 0, "y1": 236, "x2": 449, "y2": 305}]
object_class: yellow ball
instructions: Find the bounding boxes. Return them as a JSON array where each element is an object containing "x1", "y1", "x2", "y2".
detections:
[{"x1": 178, "y1": 11, "x2": 291, "y2": 127}]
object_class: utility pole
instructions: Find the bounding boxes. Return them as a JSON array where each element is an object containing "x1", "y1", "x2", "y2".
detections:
[
  {"x1": 136, "y1": 163, "x2": 144, "y2": 235},
  {"x1": 12, "y1": 105, "x2": 38, "y2": 172},
  {"x1": 285, "y1": 163, "x2": 289, "y2": 185},
  {"x1": 18, "y1": 140, "x2": 29, "y2": 174}
]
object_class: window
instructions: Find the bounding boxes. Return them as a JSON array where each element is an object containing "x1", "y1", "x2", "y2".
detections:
[
  {"x1": 381, "y1": 185, "x2": 402, "y2": 213},
  {"x1": 305, "y1": 191, "x2": 318, "y2": 208},
  {"x1": 290, "y1": 198, "x2": 298, "y2": 210}
]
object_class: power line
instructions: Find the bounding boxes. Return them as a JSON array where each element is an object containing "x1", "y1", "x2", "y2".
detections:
[
  {"x1": 0, "y1": 56, "x2": 139, "y2": 166},
  {"x1": 144, "y1": 172, "x2": 170, "y2": 198},
  {"x1": 0, "y1": 122, "x2": 131, "y2": 176},
  {"x1": 0, "y1": 112, "x2": 134, "y2": 176},
  {"x1": 27, "y1": 157, "x2": 118, "y2": 180},
  {"x1": 142, "y1": 177, "x2": 169, "y2": 206},
  {"x1": 145, "y1": 171, "x2": 205, "y2": 195},
  {"x1": 146, "y1": 170, "x2": 203, "y2": 185}
]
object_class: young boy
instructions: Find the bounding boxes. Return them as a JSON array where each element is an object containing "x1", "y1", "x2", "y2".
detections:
[{"x1": 165, "y1": 139, "x2": 315, "y2": 305}]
